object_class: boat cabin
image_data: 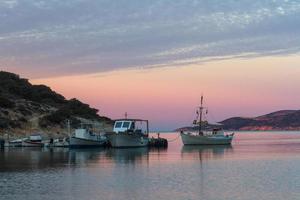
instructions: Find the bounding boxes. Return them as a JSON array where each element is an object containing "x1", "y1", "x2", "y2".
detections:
[
  {"x1": 113, "y1": 119, "x2": 149, "y2": 135},
  {"x1": 74, "y1": 128, "x2": 100, "y2": 140},
  {"x1": 212, "y1": 128, "x2": 225, "y2": 136},
  {"x1": 29, "y1": 134, "x2": 42, "y2": 142}
]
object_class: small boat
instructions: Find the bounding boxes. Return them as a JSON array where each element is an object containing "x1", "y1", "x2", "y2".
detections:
[
  {"x1": 8, "y1": 138, "x2": 27, "y2": 147},
  {"x1": 106, "y1": 117, "x2": 149, "y2": 148},
  {"x1": 69, "y1": 128, "x2": 107, "y2": 148},
  {"x1": 45, "y1": 138, "x2": 69, "y2": 148},
  {"x1": 22, "y1": 134, "x2": 44, "y2": 147},
  {"x1": 180, "y1": 96, "x2": 234, "y2": 145}
]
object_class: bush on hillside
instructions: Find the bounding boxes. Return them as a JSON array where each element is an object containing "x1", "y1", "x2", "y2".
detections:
[
  {"x1": 39, "y1": 98, "x2": 101, "y2": 127},
  {"x1": 0, "y1": 96, "x2": 15, "y2": 108}
]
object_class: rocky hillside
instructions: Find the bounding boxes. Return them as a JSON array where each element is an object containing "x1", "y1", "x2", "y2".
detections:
[
  {"x1": 0, "y1": 71, "x2": 113, "y2": 138},
  {"x1": 176, "y1": 110, "x2": 300, "y2": 131}
]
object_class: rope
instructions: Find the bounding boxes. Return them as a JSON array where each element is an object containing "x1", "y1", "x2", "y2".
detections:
[{"x1": 166, "y1": 134, "x2": 181, "y2": 142}]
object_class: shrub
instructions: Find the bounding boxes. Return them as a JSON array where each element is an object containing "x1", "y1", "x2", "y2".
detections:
[
  {"x1": 0, "y1": 96, "x2": 15, "y2": 108},
  {"x1": 0, "y1": 117, "x2": 10, "y2": 128},
  {"x1": 17, "y1": 105, "x2": 32, "y2": 116}
]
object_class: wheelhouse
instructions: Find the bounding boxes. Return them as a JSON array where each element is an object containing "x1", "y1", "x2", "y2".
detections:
[{"x1": 113, "y1": 119, "x2": 149, "y2": 134}]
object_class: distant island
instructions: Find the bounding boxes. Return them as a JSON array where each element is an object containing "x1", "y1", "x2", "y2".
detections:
[
  {"x1": 176, "y1": 110, "x2": 300, "y2": 131},
  {"x1": 0, "y1": 71, "x2": 113, "y2": 138}
]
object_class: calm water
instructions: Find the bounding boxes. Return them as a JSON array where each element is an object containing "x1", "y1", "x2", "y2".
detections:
[{"x1": 1, "y1": 132, "x2": 300, "y2": 200}]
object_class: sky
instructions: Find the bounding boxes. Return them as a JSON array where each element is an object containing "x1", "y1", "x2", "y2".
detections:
[{"x1": 1, "y1": 0, "x2": 300, "y2": 131}]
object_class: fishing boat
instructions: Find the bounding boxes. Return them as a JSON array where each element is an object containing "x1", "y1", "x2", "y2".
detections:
[
  {"x1": 8, "y1": 138, "x2": 27, "y2": 147},
  {"x1": 22, "y1": 134, "x2": 44, "y2": 147},
  {"x1": 106, "y1": 117, "x2": 149, "y2": 148},
  {"x1": 69, "y1": 128, "x2": 107, "y2": 148},
  {"x1": 45, "y1": 137, "x2": 69, "y2": 148},
  {"x1": 180, "y1": 96, "x2": 234, "y2": 145}
]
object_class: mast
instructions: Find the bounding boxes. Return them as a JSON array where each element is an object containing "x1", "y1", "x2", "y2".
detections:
[
  {"x1": 199, "y1": 95, "x2": 204, "y2": 135},
  {"x1": 66, "y1": 119, "x2": 71, "y2": 137}
]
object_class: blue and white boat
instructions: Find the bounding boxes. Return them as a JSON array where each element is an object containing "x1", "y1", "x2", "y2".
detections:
[{"x1": 69, "y1": 128, "x2": 107, "y2": 148}]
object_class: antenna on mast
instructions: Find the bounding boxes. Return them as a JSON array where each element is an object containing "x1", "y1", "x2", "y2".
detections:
[{"x1": 199, "y1": 95, "x2": 204, "y2": 135}]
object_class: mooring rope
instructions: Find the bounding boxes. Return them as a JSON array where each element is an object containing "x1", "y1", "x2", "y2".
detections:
[{"x1": 166, "y1": 133, "x2": 181, "y2": 142}]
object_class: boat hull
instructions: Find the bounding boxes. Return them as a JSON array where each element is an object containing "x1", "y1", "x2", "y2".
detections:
[
  {"x1": 52, "y1": 142, "x2": 69, "y2": 148},
  {"x1": 8, "y1": 142, "x2": 23, "y2": 147},
  {"x1": 22, "y1": 140, "x2": 44, "y2": 147},
  {"x1": 106, "y1": 133, "x2": 149, "y2": 148},
  {"x1": 181, "y1": 133, "x2": 233, "y2": 145},
  {"x1": 69, "y1": 137, "x2": 106, "y2": 148},
  {"x1": 45, "y1": 142, "x2": 69, "y2": 148}
]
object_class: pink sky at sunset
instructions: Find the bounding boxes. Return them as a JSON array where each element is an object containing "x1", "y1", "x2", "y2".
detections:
[
  {"x1": 30, "y1": 55, "x2": 300, "y2": 131},
  {"x1": 2, "y1": 0, "x2": 300, "y2": 131}
]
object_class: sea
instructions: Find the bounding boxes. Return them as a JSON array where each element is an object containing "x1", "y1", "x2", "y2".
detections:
[{"x1": 1, "y1": 131, "x2": 300, "y2": 200}]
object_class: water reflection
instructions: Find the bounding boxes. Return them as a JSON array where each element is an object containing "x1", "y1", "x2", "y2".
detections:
[
  {"x1": 181, "y1": 145, "x2": 233, "y2": 161},
  {"x1": 2, "y1": 132, "x2": 300, "y2": 200},
  {"x1": 3, "y1": 131, "x2": 300, "y2": 173},
  {"x1": 0, "y1": 148, "x2": 107, "y2": 172},
  {"x1": 0, "y1": 147, "x2": 152, "y2": 172},
  {"x1": 105, "y1": 147, "x2": 149, "y2": 164},
  {"x1": 68, "y1": 148, "x2": 107, "y2": 165}
]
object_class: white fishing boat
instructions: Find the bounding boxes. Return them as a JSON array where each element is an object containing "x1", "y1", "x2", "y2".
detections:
[
  {"x1": 180, "y1": 96, "x2": 234, "y2": 145},
  {"x1": 8, "y1": 138, "x2": 27, "y2": 147},
  {"x1": 22, "y1": 134, "x2": 44, "y2": 147},
  {"x1": 106, "y1": 117, "x2": 149, "y2": 148},
  {"x1": 69, "y1": 128, "x2": 107, "y2": 148}
]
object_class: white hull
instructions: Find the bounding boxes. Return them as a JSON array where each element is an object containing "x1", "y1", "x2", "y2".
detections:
[
  {"x1": 69, "y1": 137, "x2": 106, "y2": 148},
  {"x1": 52, "y1": 142, "x2": 69, "y2": 147},
  {"x1": 106, "y1": 133, "x2": 149, "y2": 148},
  {"x1": 8, "y1": 142, "x2": 23, "y2": 147},
  {"x1": 22, "y1": 140, "x2": 44, "y2": 147},
  {"x1": 7, "y1": 138, "x2": 27, "y2": 147},
  {"x1": 45, "y1": 141, "x2": 69, "y2": 148},
  {"x1": 181, "y1": 133, "x2": 233, "y2": 145}
]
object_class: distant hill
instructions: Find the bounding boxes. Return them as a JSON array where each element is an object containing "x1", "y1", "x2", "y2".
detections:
[
  {"x1": 220, "y1": 110, "x2": 300, "y2": 131},
  {"x1": 176, "y1": 110, "x2": 300, "y2": 131},
  {"x1": 0, "y1": 71, "x2": 113, "y2": 137}
]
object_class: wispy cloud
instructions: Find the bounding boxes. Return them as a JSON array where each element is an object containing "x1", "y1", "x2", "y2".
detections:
[{"x1": 1, "y1": 0, "x2": 300, "y2": 78}]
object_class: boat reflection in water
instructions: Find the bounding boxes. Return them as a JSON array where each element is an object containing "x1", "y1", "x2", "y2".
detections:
[
  {"x1": 0, "y1": 148, "x2": 69, "y2": 171},
  {"x1": 0, "y1": 148, "x2": 107, "y2": 172},
  {"x1": 181, "y1": 145, "x2": 234, "y2": 161},
  {"x1": 68, "y1": 148, "x2": 107, "y2": 165},
  {"x1": 105, "y1": 147, "x2": 149, "y2": 164},
  {"x1": 0, "y1": 147, "x2": 151, "y2": 172}
]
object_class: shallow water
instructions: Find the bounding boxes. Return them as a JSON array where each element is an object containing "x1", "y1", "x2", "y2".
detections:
[{"x1": 1, "y1": 132, "x2": 300, "y2": 200}]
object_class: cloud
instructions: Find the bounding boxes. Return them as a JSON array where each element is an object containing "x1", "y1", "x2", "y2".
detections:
[{"x1": 1, "y1": 0, "x2": 300, "y2": 78}]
